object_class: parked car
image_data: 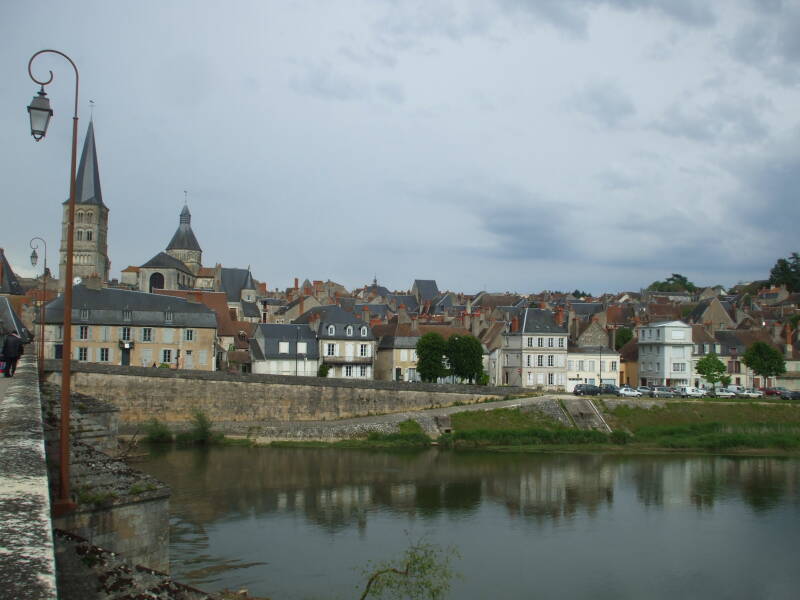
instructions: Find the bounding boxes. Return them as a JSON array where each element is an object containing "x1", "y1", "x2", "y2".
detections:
[
  {"x1": 739, "y1": 388, "x2": 764, "y2": 398},
  {"x1": 650, "y1": 386, "x2": 675, "y2": 398},
  {"x1": 676, "y1": 386, "x2": 705, "y2": 398},
  {"x1": 780, "y1": 390, "x2": 800, "y2": 400},
  {"x1": 574, "y1": 384, "x2": 601, "y2": 396},
  {"x1": 726, "y1": 385, "x2": 747, "y2": 396},
  {"x1": 600, "y1": 384, "x2": 620, "y2": 395},
  {"x1": 711, "y1": 388, "x2": 736, "y2": 398},
  {"x1": 761, "y1": 387, "x2": 781, "y2": 396},
  {"x1": 618, "y1": 386, "x2": 642, "y2": 398},
  {"x1": 636, "y1": 386, "x2": 651, "y2": 395}
]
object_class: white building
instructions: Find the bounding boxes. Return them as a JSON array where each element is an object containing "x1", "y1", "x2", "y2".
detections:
[
  {"x1": 637, "y1": 320, "x2": 693, "y2": 386},
  {"x1": 566, "y1": 346, "x2": 620, "y2": 391}
]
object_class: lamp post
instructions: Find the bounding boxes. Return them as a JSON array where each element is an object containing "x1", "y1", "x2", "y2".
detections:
[
  {"x1": 29, "y1": 237, "x2": 47, "y2": 381},
  {"x1": 27, "y1": 49, "x2": 80, "y2": 516}
]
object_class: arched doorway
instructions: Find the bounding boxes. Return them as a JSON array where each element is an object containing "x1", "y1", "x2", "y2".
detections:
[{"x1": 149, "y1": 272, "x2": 165, "y2": 293}]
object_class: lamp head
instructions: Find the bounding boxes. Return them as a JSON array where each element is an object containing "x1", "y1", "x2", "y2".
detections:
[
  {"x1": 30, "y1": 248, "x2": 38, "y2": 267},
  {"x1": 27, "y1": 86, "x2": 53, "y2": 141}
]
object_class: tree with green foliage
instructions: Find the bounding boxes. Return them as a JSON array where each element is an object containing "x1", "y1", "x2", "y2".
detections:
[
  {"x1": 358, "y1": 541, "x2": 459, "y2": 600},
  {"x1": 317, "y1": 364, "x2": 330, "y2": 377},
  {"x1": 769, "y1": 252, "x2": 800, "y2": 292},
  {"x1": 695, "y1": 352, "x2": 727, "y2": 391},
  {"x1": 416, "y1": 332, "x2": 449, "y2": 383},
  {"x1": 572, "y1": 289, "x2": 589, "y2": 298},
  {"x1": 742, "y1": 341, "x2": 786, "y2": 383},
  {"x1": 446, "y1": 334, "x2": 485, "y2": 384},
  {"x1": 648, "y1": 273, "x2": 697, "y2": 293},
  {"x1": 614, "y1": 327, "x2": 633, "y2": 351}
]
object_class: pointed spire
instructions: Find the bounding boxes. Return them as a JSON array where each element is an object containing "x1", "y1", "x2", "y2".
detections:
[
  {"x1": 167, "y1": 204, "x2": 201, "y2": 251},
  {"x1": 180, "y1": 204, "x2": 191, "y2": 225},
  {"x1": 73, "y1": 121, "x2": 105, "y2": 206}
]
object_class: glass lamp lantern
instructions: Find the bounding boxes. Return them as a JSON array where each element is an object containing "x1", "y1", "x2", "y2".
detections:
[{"x1": 27, "y1": 87, "x2": 53, "y2": 141}]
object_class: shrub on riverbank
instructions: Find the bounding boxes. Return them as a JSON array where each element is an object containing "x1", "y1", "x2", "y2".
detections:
[
  {"x1": 143, "y1": 418, "x2": 173, "y2": 444},
  {"x1": 175, "y1": 409, "x2": 225, "y2": 445}
]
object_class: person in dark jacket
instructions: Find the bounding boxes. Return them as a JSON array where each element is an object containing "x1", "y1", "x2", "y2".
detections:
[{"x1": 2, "y1": 331, "x2": 24, "y2": 377}]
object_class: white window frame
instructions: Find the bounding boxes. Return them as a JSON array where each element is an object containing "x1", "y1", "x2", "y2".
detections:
[
  {"x1": 78, "y1": 347, "x2": 88, "y2": 361},
  {"x1": 326, "y1": 343, "x2": 336, "y2": 357},
  {"x1": 346, "y1": 325, "x2": 353, "y2": 337},
  {"x1": 360, "y1": 326, "x2": 368, "y2": 337},
  {"x1": 327, "y1": 325, "x2": 335, "y2": 336},
  {"x1": 121, "y1": 326, "x2": 131, "y2": 341}
]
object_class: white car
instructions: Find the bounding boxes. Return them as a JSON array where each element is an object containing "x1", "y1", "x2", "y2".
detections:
[
  {"x1": 712, "y1": 388, "x2": 736, "y2": 398},
  {"x1": 739, "y1": 388, "x2": 764, "y2": 398},
  {"x1": 677, "y1": 386, "x2": 705, "y2": 398},
  {"x1": 618, "y1": 387, "x2": 642, "y2": 398}
]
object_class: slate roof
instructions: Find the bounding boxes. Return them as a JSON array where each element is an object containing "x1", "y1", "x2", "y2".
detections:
[
  {"x1": 166, "y1": 205, "x2": 202, "y2": 252},
  {"x1": 140, "y1": 252, "x2": 194, "y2": 276},
  {"x1": 155, "y1": 290, "x2": 240, "y2": 336},
  {"x1": 220, "y1": 268, "x2": 256, "y2": 302},
  {"x1": 388, "y1": 294, "x2": 419, "y2": 313},
  {"x1": 70, "y1": 121, "x2": 105, "y2": 207},
  {"x1": 570, "y1": 302, "x2": 604, "y2": 317},
  {"x1": 293, "y1": 305, "x2": 374, "y2": 340},
  {"x1": 45, "y1": 285, "x2": 216, "y2": 328},
  {"x1": 253, "y1": 323, "x2": 320, "y2": 359},
  {"x1": 0, "y1": 296, "x2": 32, "y2": 343},
  {"x1": 412, "y1": 279, "x2": 439, "y2": 302},
  {"x1": 518, "y1": 308, "x2": 567, "y2": 335},
  {"x1": 355, "y1": 303, "x2": 391, "y2": 319},
  {"x1": 373, "y1": 319, "x2": 474, "y2": 350},
  {"x1": 0, "y1": 249, "x2": 24, "y2": 295},
  {"x1": 241, "y1": 300, "x2": 261, "y2": 318},
  {"x1": 472, "y1": 293, "x2": 523, "y2": 310}
]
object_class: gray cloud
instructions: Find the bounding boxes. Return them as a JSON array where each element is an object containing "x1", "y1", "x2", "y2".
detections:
[
  {"x1": 568, "y1": 81, "x2": 636, "y2": 127},
  {"x1": 653, "y1": 96, "x2": 772, "y2": 143},
  {"x1": 729, "y1": 5, "x2": 800, "y2": 85},
  {"x1": 376, "y1": 82, "x2": 406, "y2": 104},
  {"x1": 289, "y1": 62, "x2": 367, "y2": 101},
  {"x1": 594, "y1": 0, "x2": 716, "y2": 27}
]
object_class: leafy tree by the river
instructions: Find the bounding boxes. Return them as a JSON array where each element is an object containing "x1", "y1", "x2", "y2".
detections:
[
  {"x1": 416, "y1": 333, "x2": 449, "y2": 383},
  {"x1": 768, "y1": 252, "x2": 800, "y2": 292},
  {"x1": 742, "y1": 342, "x2": 786, "y2": 383},
  {"x1": 446, "y1": 335, "x2": 484, "y2": 384},
  {"x1": 695, "y1": 353, "x2": 727, "y2": 391}
]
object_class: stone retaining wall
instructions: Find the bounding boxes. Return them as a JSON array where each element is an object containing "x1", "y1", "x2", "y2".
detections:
[{"x1": 44, "y1": 361, "x2": 526, "y2": 430}]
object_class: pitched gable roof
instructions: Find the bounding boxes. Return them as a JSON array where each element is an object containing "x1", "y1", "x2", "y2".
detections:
[
  {"x1": 72, "y1": 121, "x2": 105, "y2": 207},
  {"x1": 140, "y1": 252, "x2": 194, "y2": 276},
  {"x1": 220, "y1": 268, "x2": 256, "y2": 302},
  {"x1": 412, "y1": 279, "x2": 439, "y2": 302},
  {"x1": 0, "y1": 249, "x2": 24, "y2": 295}
]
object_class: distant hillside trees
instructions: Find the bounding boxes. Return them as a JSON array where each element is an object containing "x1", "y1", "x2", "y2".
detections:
[
  {"x1": 769, "y1": 252, "x2": 800, "y2": 292},
  {"x1": 647, "y1": 273, "x2": 697, "y2": 293}
]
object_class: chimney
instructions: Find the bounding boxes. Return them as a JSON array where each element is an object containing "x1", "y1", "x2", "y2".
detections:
[
  {"x1": 299, "y1": 296, "x2": 305, "y2": 316},
  {"x1": 309, "y1": 312, "x2": 321, "y2": 333},
  {"x1": 397, "y1": 304, "x2": 410, "y2": 324},
  {"x1": 511, "y1": 316, "x2": 520, "y2": 333},
  {"x1": 411, "y1": 315, "x2": 418, "y2": 333},
  {"x1": 304, "y1": 285, "x2": 312, "y2": 296},
  {"x1": 362, "y1": 305, "x2": 370, "y2": 322},
  {"x1": 85, "y1": 275, "x2": 102, "y2": 290},
  {"x1": 294, "y1": 277, "x2": 299, "y2": 291},
  {"x1": 555, "y1": 306, "x2": 565, "y2": 327}
]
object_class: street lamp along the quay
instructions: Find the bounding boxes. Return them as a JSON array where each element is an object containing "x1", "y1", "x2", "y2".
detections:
[
  {"x1": 27, "y1": 86, "x2": 53, "y2": 141},
  {"x1": 27, "y1": 49, "x2": 80, "y2": 516},
  {"x1": 29, "y1": 237, "x2": 47, "y2": 382}
]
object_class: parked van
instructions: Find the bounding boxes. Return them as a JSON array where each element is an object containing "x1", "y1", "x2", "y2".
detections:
[
  {"x1": 725, "y1": 385, "x2": 747, "y2": 396},
  {"x1": 676, "y1": 386, "x2": 705, "y2": 398}
]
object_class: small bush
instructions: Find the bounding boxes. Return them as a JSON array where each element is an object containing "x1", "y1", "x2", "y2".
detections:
[
  {"x1": 317, "y1": 364, "x2": 330, "y2": 377},
  {"x1": 143, "y1": 418, "x2": 173, "y2": 444},
  {"x1": 609, "y1": 430, "x2": 631, "y2": 445},
  {"x1": 176, "y1": 409, "x2": 223, "y2": 445}
]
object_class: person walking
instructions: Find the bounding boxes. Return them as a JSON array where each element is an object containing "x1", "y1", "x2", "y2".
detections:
[{"x1": 2, "y1": 331, "x2": 24, "y2": 377}]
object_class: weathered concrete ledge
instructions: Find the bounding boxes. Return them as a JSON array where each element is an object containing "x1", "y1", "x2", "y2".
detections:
[
  {"x1": 44, "y1": 360, "x2": 529, "y2": 430},
  {"x1": 0, "y1": 355, "x2": 58, "y2": 599}
]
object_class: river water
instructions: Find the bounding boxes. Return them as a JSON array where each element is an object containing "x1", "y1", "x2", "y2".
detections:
[{"x1": 138, "y1": 447, "x2": 800, "y2": 599}]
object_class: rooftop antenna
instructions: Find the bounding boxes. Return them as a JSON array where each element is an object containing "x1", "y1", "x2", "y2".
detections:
[
  {"x1": 89, "y1": 99, "x2": 94, "y2": 120},
  {"x1": 183, "y1": 190, "x2": 188, "y2": 206}
]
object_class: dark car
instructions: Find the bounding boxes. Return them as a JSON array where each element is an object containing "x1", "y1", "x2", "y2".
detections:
[
  {"x1": 601, "y1": 384, "x2": 620, "y2": 395},
  {"x1": 574, "y1": 384, "x2": 601, "y2": 396},
  {"x1": 780, "y1": 390, "x2": 800, "y2": 400}
]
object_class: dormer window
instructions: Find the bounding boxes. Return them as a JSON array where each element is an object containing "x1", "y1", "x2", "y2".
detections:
[
  {"x1": 327, "y1": 325, "x2": 335, "y2": 336},
  {"x1": 123, "y1": 309, "x2": 132, "y2": 322},
  {"x1": 165, "y1": 309, "x2": 174, "y2": 323},
  {"x1": 346, "y1": 325, "x2": 353, "y2": 337},
  {"x1": 360, "y1": 326, "x2": 367, "y2": 337},
  {"x1": 79, "y1": 308, "x2": 89, "y2": 320}
]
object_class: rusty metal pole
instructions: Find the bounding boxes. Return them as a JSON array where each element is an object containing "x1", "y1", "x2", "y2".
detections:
[{"x1": 28, "y1": 49, "x2": 79, "y2": 516}]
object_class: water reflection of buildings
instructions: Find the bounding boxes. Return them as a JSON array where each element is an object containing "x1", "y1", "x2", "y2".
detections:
[{"x1": 140, "y1": 449, "x2": 800, "y2": 534}]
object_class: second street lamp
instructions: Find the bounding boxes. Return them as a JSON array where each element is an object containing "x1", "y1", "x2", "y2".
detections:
[
  {"x1": 30, "y1": 237, "x2": 48, "y2": 381},
  {"x1": 27, "y1": 86, "x2": 53, "y2": 141}
]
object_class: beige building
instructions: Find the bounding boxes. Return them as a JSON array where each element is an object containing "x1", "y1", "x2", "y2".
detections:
[{"x1": 42, "y1": 282, "x2": 217, "y2": 370}]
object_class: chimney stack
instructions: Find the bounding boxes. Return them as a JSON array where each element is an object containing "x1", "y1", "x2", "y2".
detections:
[
  {"x1": 294, "y1": 277, "x2": 299, "y2": 291},
  {"x1": 511, "y1": 316, "x2": 520, "y2": 333},
  {"x1": 555, "y1": 306, "x2": 565, "y2": 327},
  {"x1": 411, "y1": 315, "x2": 418, "y2": 333}
]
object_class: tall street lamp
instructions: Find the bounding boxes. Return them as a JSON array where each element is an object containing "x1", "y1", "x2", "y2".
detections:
[
  {"x1": 29, "y1": 237, "x2": 47, "y2": 381},
  {"x1": 27, "y1": 49, "x2": 80, "y2": 516}
]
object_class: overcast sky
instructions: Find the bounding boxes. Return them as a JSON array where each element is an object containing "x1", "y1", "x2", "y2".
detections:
[{"x1": 2, "y1": 1, "x2": 799, "y2": 295}]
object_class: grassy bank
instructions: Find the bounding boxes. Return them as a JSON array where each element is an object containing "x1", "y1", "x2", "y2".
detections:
[{"x1": 271, "y1": 420, "x2": 432, "y2": 449}]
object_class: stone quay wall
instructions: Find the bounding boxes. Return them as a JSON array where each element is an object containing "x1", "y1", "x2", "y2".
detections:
[{"x1": 44, "y1": 361, "x2": 527, "y2": 430}]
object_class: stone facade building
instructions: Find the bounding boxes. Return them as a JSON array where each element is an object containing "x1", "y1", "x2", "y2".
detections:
[{"x1": 500, "y1": 307, "x2": 568, "y2": 390}]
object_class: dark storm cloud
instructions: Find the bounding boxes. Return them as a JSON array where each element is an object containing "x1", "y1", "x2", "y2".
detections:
[
  {"x1": 729, "y1": 5, "x2": 800, "y2": 85},
  {"x1": 481, "y1": 203, "x2": 572, "y2": 260},
  {"x1": 568, "y1": 81, "x2": 636, "y2": 127},
  {"x1": 653, "y1": 97, "x2": 772, "y2": 143}
]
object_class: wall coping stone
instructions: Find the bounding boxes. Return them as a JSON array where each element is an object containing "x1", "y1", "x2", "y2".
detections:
[
  {"x1": 0, "y1": 356, "x2": 58, "y2": 599},
  {"x1": 43, "y1": 359, "x2": 528, "y2": 396}
]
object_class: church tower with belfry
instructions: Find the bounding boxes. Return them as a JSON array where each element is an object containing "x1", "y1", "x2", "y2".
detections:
[{"x1": 58, "y1": 120, "x2": 110, "y2": 288}]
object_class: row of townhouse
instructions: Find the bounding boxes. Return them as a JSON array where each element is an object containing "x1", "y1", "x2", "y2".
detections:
[{"x1": 42, "y1": 283, "x2": 217, "y2": 370}]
